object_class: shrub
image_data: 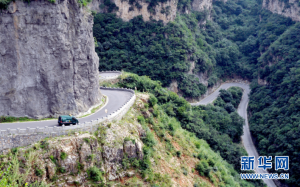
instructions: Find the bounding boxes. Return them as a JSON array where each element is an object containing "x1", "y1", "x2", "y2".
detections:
[
  {"x1": 182, "y1": 167, "x2": 188, "y2": 176},
  {"x1": 176, "y1": 151, "x2": 182, "y2": 158},
  {"x1": 49, "y1": 155, "x2": 57, "y2": 164},
  {"x1": 60, "y1": 152, "x2": 68, "y2": 160},
  {"x1": 140, "y1": 157, "x2": 151, "y2": 170},
  {"x1": 137, "y1": 115, "x2": 145, "y2": 125},
  {"x1": 40, "y1": 141, "x2": 49, "y2": 149},
  {"x1": 196, "y1": 160, "x2": 210, "y2": 176},
  {"x1": 132, "y1": 159, "x2": 140, "y2": 168},
  {"x1": 219, "y1": 89, "x2": 233, "y2": 103},
  {"x1": 35, "y1": 168, "x2": 44, "y2": 177},
  {"x1": 122, "y1": 155, "x2": 130, "y2": 170},
  {"x1": 83, "y1": 137, "x2": 90, "y2": 144},
  {"x1": 142, "y1": 130, "x2": 156, "y2": 148},
  {"x1": 124, "y1": 137, "x2": 131, "y2": 142},
  {"x1": 11, "y1": 148, "x2": 18, "y2": 155},
  {"x1": 77, "y1": 162, "x2": 84, "y2": 171},
  {"x1": 87, "y1": 166, "x2": 103, "y2": 182},
  {"x1": 149, "y1": 95, "x2": 158, "y2": 107},
  {"x1": 224, "y1": 103, "x2": 235, "y2": 113},
  {"x1": 58, "y1": 167, "x2": 66, "y2": 173}
]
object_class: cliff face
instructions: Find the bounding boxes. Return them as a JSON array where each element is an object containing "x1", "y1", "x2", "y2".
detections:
[
  {"x1": 192, "y1": 0, "x2": 212, "y2": 13},
  {"x1": 263, "y1": 0, "x2": 300, "y2": 21},
  {"x1": 91, "y1": 0, "x2": 214, "y2": 24},
  {"x1": 112, "y1": 0, "x2": 177, "y2": 24},
  {"x1": 0, "y1": 0, "x2": 101, "y2": 118}
]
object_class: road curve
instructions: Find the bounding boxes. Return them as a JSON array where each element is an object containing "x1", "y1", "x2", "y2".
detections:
[
  {"x1": 0, "y1": 88, "x2": 133, "y2": 130},
  {"x1": 192, "y1": 83, "x2": 276, "y2": 187}
]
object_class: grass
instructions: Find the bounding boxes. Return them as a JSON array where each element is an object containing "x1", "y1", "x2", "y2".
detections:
[{"x1": 0, "y1": 116, "x2": 55, "y2": 123}]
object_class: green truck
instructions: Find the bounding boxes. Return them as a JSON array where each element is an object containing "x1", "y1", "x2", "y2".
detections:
[{"x1": 58, "y1": 115, "x2": 79, "y2": 126}]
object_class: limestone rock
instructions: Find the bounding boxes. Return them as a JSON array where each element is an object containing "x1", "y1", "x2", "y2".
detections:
[
  {"x1": 124, "y1": 140, "x2": 137, "y2": 159},
  {"x1": 0, "y1": 0, "x2": 101, "y2": 118},
  {"x1": 79, "y1": 142, "x2": 93, "y2": 170},
  {"x1": 192, "y1": 0, "x2": 213, "y2": 13},
  {"x1": 46, "y1": 160, "x2": 56, "y2": 180},
  {"x1": 136, "y1": 141, "x2": 144, "y2": 160},
  {"x1": 102, "y1": 146, "x2": 124, "y2": 180},
  {"x1": 137, "y1": 124, "x2": 146, "y2": 138},
  {"x1": 263, "y1": 0, "x2": 300, "y2": 21},
  {"x1": 142, "y1": 110, "x2": 151, "y2": 118},
  {"x1": 113, "y1": 0, "x2": 177, "y2": 24}
]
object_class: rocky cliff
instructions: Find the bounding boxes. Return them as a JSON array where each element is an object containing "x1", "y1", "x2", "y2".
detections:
[
  {"x1": 90, "y1": 0, "x2": 177, "y2": 24},
  {"x1": 0, "y1": 0, "x2": 101, "y2": 118},
  {"x1": 90, "y1": 0, "x2": 215, "y2": 24},
  {"x1": 262, "y1": 0, "x2": 300, "y2": 21},
  {"x1": 113, "y1": 0, "x2": 177, "y2": 24},
  {"x1": 192, "y1": 0, "x2": 212, "y2": 13}
]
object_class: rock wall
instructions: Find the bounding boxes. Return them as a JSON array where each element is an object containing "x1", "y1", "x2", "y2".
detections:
[
  {"x1": 192, "y1": 0, "x2": 213, "y2": 13},
  {"x1": 90, "y1": 0, "x2": 216, "y2": 24},
  {"x1": 0, "y1": 0, "x2": 101, "y2": 118},
  {"x1": 90, "y1": 0, "x2": 177, "y2": 24},
  {"x1": 262, "y1": 0, "x2": 300, "y2": 21},
  {"x1": 114, "y1": 0, "x2": 177, "y2": 24}
]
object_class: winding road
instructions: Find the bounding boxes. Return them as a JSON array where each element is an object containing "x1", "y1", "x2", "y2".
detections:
[
  {"x1": 0, "y1": 72, "x2": 129, "y2": 130},
  {"x1": 0, "y1": 72, "x2": 276, "y2": 187},
  {"x1": 192, "y1": 82, "x2": 276, "y2": 187}
]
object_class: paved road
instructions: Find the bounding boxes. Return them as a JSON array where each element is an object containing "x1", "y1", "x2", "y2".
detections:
[
  {"x1": 192, "y1": 83, "x2": 276, "y2": 187},
  {"x1": 0, "y1": 89, "x2": 133, "y2": 130}
]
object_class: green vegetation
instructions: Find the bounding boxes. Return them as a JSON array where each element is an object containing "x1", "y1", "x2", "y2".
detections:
[
  {"x1": 35, "y1": 167, "x2": 44, "y2": 177},
  {"x1": 0, "y1": 116, "x2": 55, "y2": 123},
  {"x1": 115, "y1": 73, "x2": 264, "y2": 187},
  {"x1": 93, "y1": 0, "x2": 299, "y2": 184},
  {"x1": 93, "y1": 13, "x2": 212, "y2": 99},
  {"x1": 60, "y1": 152, "x2": 68, "y2": 160},
  {"x1": 0, "y1": 151, "x2": 51, "y2": 187},
  {"x1": 214, "y1": 87, "x2": 243, "y2": 110},
  {"x1": 87, "y1": 166, "x2": 104, "y2": 182},
  {"x1": 0, "y1": 0, "x2": 12, "y2": 9},
  {"x1": 248, "y1": 23, "x2": 300, "y2": 186},
  {"x1": 83, "y1": 137, "x2": 91, "y2": 144},
  {"x1": 78, "y1": 0, "x2": 91, "y2": 7},
  {"x1": 206, "y1": 0, "x2": 299, "y2": 185}
]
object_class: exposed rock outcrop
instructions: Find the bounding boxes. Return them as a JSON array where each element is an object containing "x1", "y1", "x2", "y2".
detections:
[
  {"x1": 167, "y1": 79, "x2": 179, "y2": 94},
  {"x1": 90, "y1": 0, "x2": 177, "y2": 24},
  {"x1": 192, "y1": 0, "x2": 213, "y2": 13},
  {"x1": 0, "y1": 0, "x2": 101, "y2": 118},
  {"x1": 263, "y1": 0, "x2": 300, "y2": 21},
  {"x1": 114, "y1": 0, "x2": 177, "y2": 24}
]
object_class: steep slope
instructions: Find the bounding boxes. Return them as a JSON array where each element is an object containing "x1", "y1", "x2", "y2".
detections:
[{"x1": 0, "y1": 0, "x2": 101, "y2": 118}]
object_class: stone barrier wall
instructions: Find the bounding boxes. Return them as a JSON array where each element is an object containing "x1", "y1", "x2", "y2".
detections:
[
  {"x1": 99, "y1": 71, "x2": 122, "y2": 80},
  {"x1": 0, "y1": 87, "x2": 136, "y2": 152}
]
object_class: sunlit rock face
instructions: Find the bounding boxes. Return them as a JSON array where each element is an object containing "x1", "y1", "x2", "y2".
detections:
[
  {"x1": 263, "y1": 0, "x2": 300, "y2": 21},
  {"x1": 0, "y1": 0, "x2": 101, "y2": 118}
]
